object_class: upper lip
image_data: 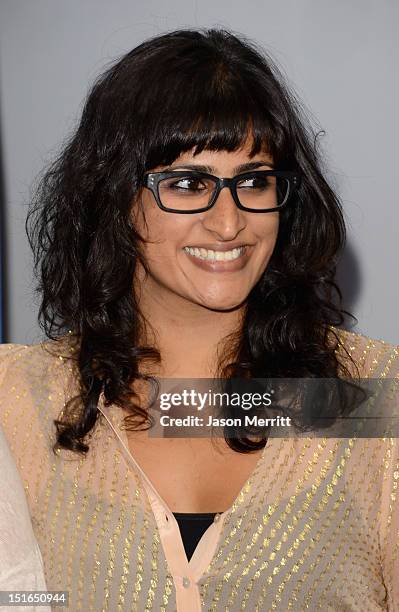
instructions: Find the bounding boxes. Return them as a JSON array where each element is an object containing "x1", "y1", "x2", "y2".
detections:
[{"x1": 183, "y1": 243, "x2": 253, "y2": 252}]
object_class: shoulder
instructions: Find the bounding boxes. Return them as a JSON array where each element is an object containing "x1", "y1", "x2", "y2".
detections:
[
  {"x1": 0, "y1": 335, "x2": 78, "y2": 390},
  {"x1": 0, "y1": 335, "x2": 79, "y2": 437},
  {"x1": 0, "y1": 336, "x2": 81, "y2": 500},
  {"x1": 0, "y1": 343, "x2": 44, "y2": 400},
  {"x1": 329, "y1": 325, "x2": 399, "y2": 378},
  {"x1": 0, "y1": 343, "x2": 30, "y2": 385}
]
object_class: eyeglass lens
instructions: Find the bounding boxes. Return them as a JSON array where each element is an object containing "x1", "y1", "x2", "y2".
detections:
[{"x1": 158, "y1": 173, "x2": 289, "y2": 211}]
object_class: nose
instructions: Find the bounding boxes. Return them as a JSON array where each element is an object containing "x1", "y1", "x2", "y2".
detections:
[{"x1": 201, "y1": 185, "x2": 246, "y2": 240}]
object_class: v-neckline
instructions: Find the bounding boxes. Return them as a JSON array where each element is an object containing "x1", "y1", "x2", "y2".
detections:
[
  {"x1": 97, "y1": 391, "x2": 270, "y2": 575},
  {"x1": 97, "y1": 391, "x2": 269, "y2": 514}
]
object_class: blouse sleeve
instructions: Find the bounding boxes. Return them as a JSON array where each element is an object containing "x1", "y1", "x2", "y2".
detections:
[
  {"x1": 379, "y1": 436, "x2": 399, "y2": 611},
  {"x1": 336, "y1": 330, "x2": 399, "y2": 609},
  {"x1": 0, "y1": 344, "x2": 51, "y2": 611}
]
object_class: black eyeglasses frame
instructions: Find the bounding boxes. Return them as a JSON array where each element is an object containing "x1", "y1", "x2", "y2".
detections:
[{"x1": 142, "y1": 169, "x2": 301, "y2": 214}]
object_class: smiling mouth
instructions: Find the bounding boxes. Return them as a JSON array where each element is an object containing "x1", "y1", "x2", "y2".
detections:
[{"x1": 183, "y1": 246, "x2": 247, "y2": 262}]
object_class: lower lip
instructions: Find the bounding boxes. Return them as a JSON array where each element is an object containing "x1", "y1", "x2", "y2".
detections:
[{"x1": 183, "y1": 247, "x2": 252, "y2": 272}]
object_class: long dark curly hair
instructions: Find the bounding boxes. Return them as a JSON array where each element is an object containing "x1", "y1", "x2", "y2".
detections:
[{"x1": 26, "y1": 27, "x2": 359, "y2": 456}]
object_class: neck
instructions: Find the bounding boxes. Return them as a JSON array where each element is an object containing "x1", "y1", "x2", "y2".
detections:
[{"x1": 137, "y1": 284, "x2": 244, "y2": 378}]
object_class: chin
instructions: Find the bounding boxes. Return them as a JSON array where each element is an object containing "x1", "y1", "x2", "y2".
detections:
[{"x1": 199, "y1": 295, "x2": 247, "y2": 312}]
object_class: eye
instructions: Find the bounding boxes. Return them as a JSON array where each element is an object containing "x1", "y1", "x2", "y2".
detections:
[
  {"x1": 237, "y1": 174, "x2": 271, "y2": 190},
  {"x1": 170, "y1": 177, "x2": 207, "y2": 191}
]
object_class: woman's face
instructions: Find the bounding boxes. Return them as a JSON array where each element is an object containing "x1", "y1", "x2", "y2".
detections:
[{"x1": 133, "y1": 137, "x2": 279, "y2": 312}]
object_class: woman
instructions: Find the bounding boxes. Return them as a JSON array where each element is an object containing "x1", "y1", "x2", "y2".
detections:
[{"x1": 0, "y1": 28, "x2": 398, "y2": 611}]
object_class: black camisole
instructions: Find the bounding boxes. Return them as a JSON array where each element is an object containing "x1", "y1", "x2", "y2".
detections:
[{"x1": 173, "y1": 511, "x2": 221, "y2": 561}]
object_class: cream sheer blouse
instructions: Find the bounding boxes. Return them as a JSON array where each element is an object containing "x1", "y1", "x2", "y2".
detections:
[{"x1": 0, "y1": 328, "x2": 398, "y2": 611}]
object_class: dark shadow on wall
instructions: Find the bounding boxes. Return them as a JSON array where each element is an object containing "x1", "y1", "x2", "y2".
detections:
[
  {"x1": 335, "y1": 240, "x2": 362, "y2": 331},
  {"x1": 0, "y1": 92, "x2": 8, "y2": 343}
]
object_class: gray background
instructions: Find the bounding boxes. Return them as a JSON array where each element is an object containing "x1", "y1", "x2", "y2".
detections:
[{"x1": 0, "y1": 0, "x2": 398, "y2": 345}]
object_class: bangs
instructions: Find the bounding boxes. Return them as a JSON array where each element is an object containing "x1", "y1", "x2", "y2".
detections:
[{"x1": 140, "y1": 62, "x2": 288, "y2": 171}]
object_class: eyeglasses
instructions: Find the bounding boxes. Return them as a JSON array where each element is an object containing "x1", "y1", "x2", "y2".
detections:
[{"x1": 142, "y1": 170, "x2": 301, "y2": 214}]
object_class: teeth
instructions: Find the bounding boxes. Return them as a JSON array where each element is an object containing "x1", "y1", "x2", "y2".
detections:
[{"x1": 184, "y1": 246, "x2": 245, "y2": 261}]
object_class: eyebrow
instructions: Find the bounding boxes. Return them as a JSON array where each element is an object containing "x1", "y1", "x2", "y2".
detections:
[{"x1": 163, "y1": 160, "x2": 275, "y2": 173}]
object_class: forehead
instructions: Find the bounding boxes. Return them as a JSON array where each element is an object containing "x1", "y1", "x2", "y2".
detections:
[{"x1": 157, "y1": 133, "x2": 273, "y2": 171}]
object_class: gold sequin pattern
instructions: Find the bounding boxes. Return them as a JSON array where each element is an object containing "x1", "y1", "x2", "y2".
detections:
[{"x1": 0, "y1": 329, "x2": 398, "y2": 611}]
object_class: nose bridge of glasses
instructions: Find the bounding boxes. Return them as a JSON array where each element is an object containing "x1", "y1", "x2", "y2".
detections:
[{"x1": 211, "y1": 176, "x2": 239, "y2": 207}]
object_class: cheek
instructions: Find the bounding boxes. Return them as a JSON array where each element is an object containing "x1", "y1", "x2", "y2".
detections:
[
  {"x1": 132, "y1": 197, "x2": 192, "y2": 260},
  {"x1": 253, "y1": 215, "x2": 280, "y2": 251}
]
